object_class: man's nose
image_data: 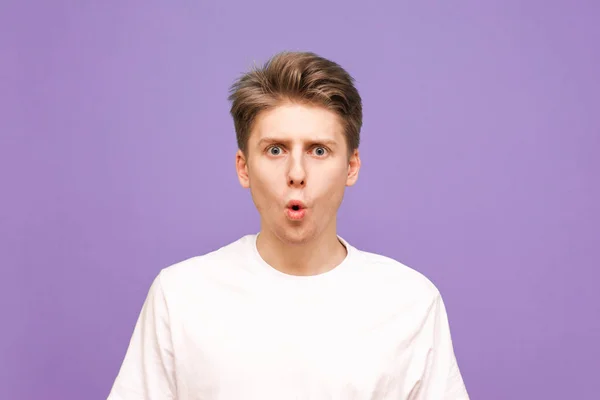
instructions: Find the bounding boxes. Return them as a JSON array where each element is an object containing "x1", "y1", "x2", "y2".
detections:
[{"x1": 287, "y1": 154, "x2": 306, "y2": 188}]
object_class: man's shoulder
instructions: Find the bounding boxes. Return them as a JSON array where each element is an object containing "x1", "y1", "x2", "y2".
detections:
[
  {"x1": 156, "y1": 234, "x2": 255, "y2": 289},
  {"x1": 354, "y1": 247, "x2": 440, "y2": 301}
]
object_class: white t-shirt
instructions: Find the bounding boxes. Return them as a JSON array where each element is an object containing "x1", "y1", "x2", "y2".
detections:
[{"x1": 108, "y1": 234, "x2": 469, "y2": 399}]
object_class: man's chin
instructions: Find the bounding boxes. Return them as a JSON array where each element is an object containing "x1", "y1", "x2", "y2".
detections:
[{"x1": 273, "y1": 224, "x2": 317, "y2": 246}]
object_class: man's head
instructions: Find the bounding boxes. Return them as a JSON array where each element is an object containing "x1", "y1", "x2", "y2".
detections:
[{"x1": 229, "y1": 51, "x2": 362, "y2": 245}]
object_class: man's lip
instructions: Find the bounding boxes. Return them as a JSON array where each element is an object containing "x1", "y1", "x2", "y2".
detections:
[{"x1": 286, "y1": 200, "x2": 307, "y2": 209}]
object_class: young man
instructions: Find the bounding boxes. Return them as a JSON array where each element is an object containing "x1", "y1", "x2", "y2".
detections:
[{"x1": 108, "y1": 51, "x2": 469, "y2": 399}]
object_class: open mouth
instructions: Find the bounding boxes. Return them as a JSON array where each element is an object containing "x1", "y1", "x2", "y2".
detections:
[
  {"x1": 286, "y1": 200, "x2": 306, "y2": 210},
  {"x1": 285, "y1": 200, "x2": 307, "y2": 220}
]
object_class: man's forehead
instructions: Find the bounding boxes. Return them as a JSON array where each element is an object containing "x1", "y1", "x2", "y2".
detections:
[
  {"x1": 256, "y1": 135, "x2": 340, "y2": 147},
  {"x1": 251, "y1": 121, "x2": 345, "y2": 143},
  {"x1": 257, "y1": 103, "x2": 342, "y2": 127}
]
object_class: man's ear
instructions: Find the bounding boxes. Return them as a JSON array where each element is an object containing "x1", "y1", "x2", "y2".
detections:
[
  {"x1": 346, "y1": 148, "x2": 361, "y2": 187},
  {"x1": 235, "y1": 149, "x2": 250, "y2": 188}
]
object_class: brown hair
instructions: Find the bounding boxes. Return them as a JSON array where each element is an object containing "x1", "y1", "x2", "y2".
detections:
[{"x1": 228, "y1": 51, "x2": 362, "y2": 156}]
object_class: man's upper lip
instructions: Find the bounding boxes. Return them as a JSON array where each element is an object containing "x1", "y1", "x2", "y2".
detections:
[{"x1": 286, "y1": 200, "x2": 307, "y2": 209}]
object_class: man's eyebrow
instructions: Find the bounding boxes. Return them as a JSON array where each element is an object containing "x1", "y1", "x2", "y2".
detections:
[{"x1": 256, "y1": 137, "x2": 339, "y2": 147}]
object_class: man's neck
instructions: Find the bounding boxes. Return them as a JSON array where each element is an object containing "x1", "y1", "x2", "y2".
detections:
[{"x1": 256, "y1": 226, "x2": 347, "y2": 277}]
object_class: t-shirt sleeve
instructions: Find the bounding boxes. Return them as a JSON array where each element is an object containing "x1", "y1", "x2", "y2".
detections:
[
  {"x1": 107, "y1": 272, "x2": 177, "y2": 400},
  {"x1": 412, "y1": 294, "x2": 469, "y2": 400}
]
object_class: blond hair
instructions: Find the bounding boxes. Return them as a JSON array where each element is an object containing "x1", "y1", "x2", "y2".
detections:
[{"x1": 228, "y1": 51, "x2": 362, "y2": 156}]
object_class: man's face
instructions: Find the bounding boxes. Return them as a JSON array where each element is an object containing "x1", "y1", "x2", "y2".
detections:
[{"x1": 236, "y1": 102, "x2": 360, "y2": 245}]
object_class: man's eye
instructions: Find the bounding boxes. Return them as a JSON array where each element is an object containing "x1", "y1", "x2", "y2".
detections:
[
  {"x1": 312, "y1": 146, "x2": 328, "y2": 156},
  {"x1": 268, "y1": 146, "x2": 282, "y2": 156}
]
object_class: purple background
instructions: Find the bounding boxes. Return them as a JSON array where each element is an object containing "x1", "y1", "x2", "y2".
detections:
[{"x1": 2, "y1": 1, "x2": 599, "y2": 399}]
